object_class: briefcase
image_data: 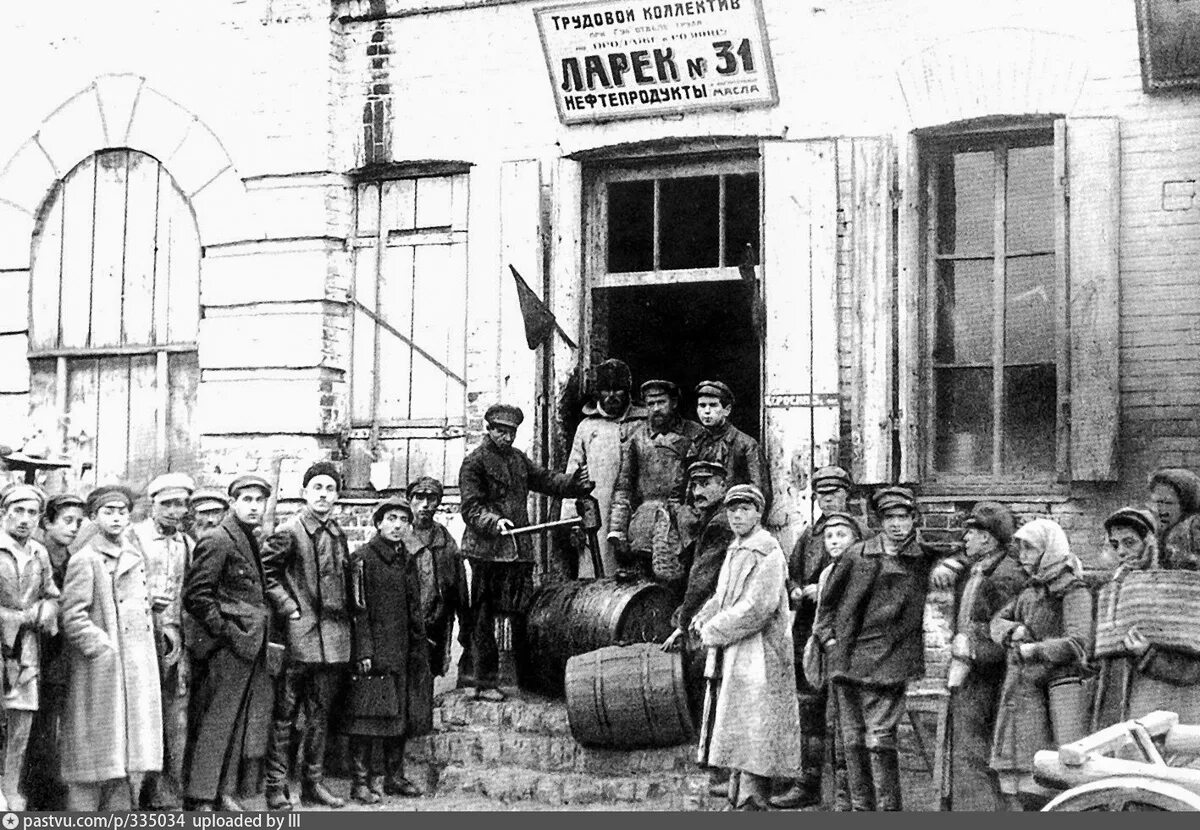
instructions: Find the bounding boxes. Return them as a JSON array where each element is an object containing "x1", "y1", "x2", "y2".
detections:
[{"x1": 346, "y1": 673, "x2": 400, "y2": 719}]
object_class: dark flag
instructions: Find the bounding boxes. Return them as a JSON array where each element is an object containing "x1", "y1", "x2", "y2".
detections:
[{"x1": 509, "y1": 264, "x2": 578, "y2": 350}]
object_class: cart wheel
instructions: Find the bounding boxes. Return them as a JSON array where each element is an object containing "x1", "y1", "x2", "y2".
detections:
[{"x1": 1043, "y1": 777, "x2": 1200, "y2": 811}]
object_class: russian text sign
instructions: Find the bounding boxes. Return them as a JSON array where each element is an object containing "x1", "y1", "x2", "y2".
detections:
[{"x1": 535, "y1": 0, "x2": 778, "y2": 124}]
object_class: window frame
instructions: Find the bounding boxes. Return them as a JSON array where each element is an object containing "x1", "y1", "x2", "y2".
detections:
[
  {"x1": 344, "y1": 166, "x2": 471, "y2": 497},
  {"x1": 586, "y1": 154, "x2": 760, "y2": 289},
  {"x1": 918, "y1": 122, "x2": 1069, "y2": 487}
]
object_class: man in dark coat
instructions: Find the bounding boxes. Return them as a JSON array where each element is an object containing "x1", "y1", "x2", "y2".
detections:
[
  {"x1": 773, "y1": 466, "x2": 871, "y2": 809},
  {"x1": 946, "y1": 501, "x2": 1026, "y2": 812},
  {"x1": 668, "y1": 460, "x2": 734, "y2": 636},
  {"x1": 261, "y1": 461, "x2": 351, "y2": 809},
  {"x1": 813, "y1": 486, "x2": 965, "y2": 811},
  {"x1": 182, "y1": 475, "x2": 277, "y2": 812},
  {"x1": 406, "y1": 476, "x2": 468, "y2": 679},
  {"x1": 459, "y1": 403, "x2": 594, "y2": 701},
  {"x1": 607, "y1": 379, "x2": 704, "y2": 585},
  {"x1": 692, "y1": 380, "x2": 772, "y2": 511}
]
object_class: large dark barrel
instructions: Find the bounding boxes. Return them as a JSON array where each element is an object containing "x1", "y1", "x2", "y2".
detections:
[
  {"x1": 521, "y1": 578, "x2": 675, "y2": 696},
  {"x1": 565, "y1": 644, "x2": 696, "y2": 749}
]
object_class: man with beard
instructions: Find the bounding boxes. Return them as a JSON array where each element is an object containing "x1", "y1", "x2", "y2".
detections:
[
  {"x1": 0, "y1": 485, "x2": 61, "y2": 810},
  {"x1": 182, "y1": 475, "x2": 276, "y2": 812},
  {"x1": 562, "y1": 359, "x2": 647, "y2": 578},
  {"x1": 406, "y1": 476, "x2": 467, "y2": 679},
  {"x1": 692, "y1": 381, "x2": 772, "y2": 511},
  {"x1": 131, "y1": 472, "x2": 196, "y2": 810},
  {"x1": 608, "y1": 380, "x2": 704, "y2": 585},
  {"x1": 459, "y1": 404, "x2": 594, "y2": 701},
  {"x1": 262, "y1": 462, "x2": 351, "y2": 809},
  {"x1": 188, "y1": 489, "x2": 229, "y2": 542}
]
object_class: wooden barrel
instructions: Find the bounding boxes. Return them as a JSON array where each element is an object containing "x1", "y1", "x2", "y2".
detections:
[
  {"x1": 521, "y1": 577, "x2": 676, "y2": 697},
  {"x1": 565, "y1": 643, "x2": 696, "y2": 749}
]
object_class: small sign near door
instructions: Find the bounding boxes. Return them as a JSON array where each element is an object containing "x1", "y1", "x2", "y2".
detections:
[{"x1": 534, "y1": 0, "x2": 778, "y2": 124}]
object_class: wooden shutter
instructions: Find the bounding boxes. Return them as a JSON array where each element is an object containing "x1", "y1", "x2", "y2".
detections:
[
  {"x1": 761, "y1": 139, "x2": 839, "y2": 550},
  {"x1": 896, "y1": 133, "x2": 923, "y2": 484},
  {"x1": 843, "y1": 137, "x2": 895, "y2": 486},
  {"x1": 1062, "y1": 117, "x2": 1121, "y2": 481}
]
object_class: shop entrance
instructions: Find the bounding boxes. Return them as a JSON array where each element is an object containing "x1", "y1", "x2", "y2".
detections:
[{"x1": 594, "y1": 280, "x2": 761, "y2": 439}]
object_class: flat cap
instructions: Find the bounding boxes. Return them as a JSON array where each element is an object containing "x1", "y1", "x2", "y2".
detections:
[
  {"x1": 724, "y1": 484, "x2": 765, "y2": 512},
  {"x1": 812, "y1": 465, "x2": 852, "y2": 493},
  {"x1": 484, "y1": 403, "x2": 525, "y2": 429},
  {"x1": 1, "y1": 484, "x2": 46, "y2": 511},
  {"x1": 1104, "y1": 506, "x2": 1157, "y2": 539},
  {"x1": 694, "y1": 380, "x2": 734, "y2": 406},
  {"x1": 148, "y1": 472, "x2": 196, "y2": 501},
  {"x1": 189, "y1": 488, "x2": 230, "y2": 512},
  {"x1": 406, "y1": 476, "x2": 444, "y2": 500},
  {"x1": 44, "y1": 492, "x2": 86, "y2": 516},
  {"x1": 373, "y1": 496, "x2": 413, "y2": 527},
  {"x1": 815, "y1": 510, "x2": 862, "y2": 539},
  {"x1": 640, "y1": 379, "x2": 679, "y2": 399},
  {"x1": 964, "y1": 501, "x2": 1016, "y2": 546},
  {"x1": 302, "y1": 461, "x2": 343, "y2": 491},
  {"x1": 227, "y1": 474, "x2": 272, "y2": 499},
  {"x1": 86, "y1": 484, "x2": 134, "y2": 515},
  {"x1": 687, "y1": 460, "x2": 728, "y2": 480},
  {"x1": 872, "y1": 486, "x2": 917, "y2": 514}
]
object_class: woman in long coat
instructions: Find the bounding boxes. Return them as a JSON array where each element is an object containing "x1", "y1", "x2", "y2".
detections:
[
  {"x1": 988, "y1": 518, "x2": 1092, "y2": 809},
  {"x1": 345, "y1": 497, "x2": 432, "y2": 803},
  {"x1": 691, "y1": 485, "x2": 800, "y2": 810},
  {"x1": 1092, "y1": 507, "x2": 1200, "y2": 730},
  {"x1": 60, "y1": 486, "x2": 163, "y2": 811}
]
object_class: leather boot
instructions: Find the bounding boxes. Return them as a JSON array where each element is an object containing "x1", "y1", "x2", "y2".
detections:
[
  {"x1": 263, "y1": 719, "x2": 294, "y2": 797},
  {"x1": 383, "y1": 739, "x2": 423, "y2": 797},
  {"x1": 302, "y1": 780, "x2": 345, "y2": 808},
  {"x1": 842, "y1": 743, "x2": 876, "y2": 812},
  {"x1": 868, "y1": 747, "x2": 902, "y2": 812},
  {"x1": 769, "y1": 735, "x2": 824, "y2": 809},
  {"x1": 349, "y1": 738, "x2": 380, "y2": 805}
]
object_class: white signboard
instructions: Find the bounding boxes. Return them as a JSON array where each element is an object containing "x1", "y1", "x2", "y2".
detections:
[{"x1": 535, "y1": 0, "x2": 778, "y2": 124}]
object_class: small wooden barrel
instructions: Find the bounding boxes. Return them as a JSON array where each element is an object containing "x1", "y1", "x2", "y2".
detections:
[
  {"x1": 565, "y1": 643, "x2": 696, "y2": 749},
  {"x1": 521, "y1": 578, "x2": 676, "y2": 697}
]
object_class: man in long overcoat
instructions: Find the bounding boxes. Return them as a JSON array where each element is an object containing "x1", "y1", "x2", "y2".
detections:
[
  {"x1": 459, "y1": 403, "x2": 594, "y2": 700},
  {"x1": 561, "y1": 359, "x2": 647, "y2": 577},
  {"x1": 692, "y1": 380, "x2": 772, "y2": 509},
  {"x1": 946, "y1": 502, "x2": 1025, "y2": 812},
  {"x1": 182, "y1": 475, "x2": 276, "y2": 812},
  {"x1": 608, "y1": 379, "x2": 704, "y2": 585},
  {"x1": 406, "y1": 477, "x2": 467, "y2": 679},
  {"x1": 261, "y1": 461, "x2": 351, "y2": 809},
  {"x1": 669, "y1": 461, "x2": 734, "y2": 635},
  {"x1": 60, "y1": 485, "x2": 163, "y2": 811},
  {"x1": 131, "y1": 472, "x2": 196, "y2": 810}
]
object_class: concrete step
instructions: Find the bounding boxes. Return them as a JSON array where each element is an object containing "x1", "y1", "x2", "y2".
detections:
[
  {"x1": 434, "y1": 690, "x2": 572, "y2": 737},
  {"x1": 428, "y1": 763, "x2": 713, "y2": 809}
]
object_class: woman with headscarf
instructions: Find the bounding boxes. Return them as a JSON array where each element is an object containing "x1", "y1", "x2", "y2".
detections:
[
  {"x1": 1091, "y1": 507, "x2": 1200, "y2": 730},
  {"x1": 988, "y1": 518, "x2": 1093, "y2": 810},
  {"x1": 1147, "y1": 467, "x2": 1200, "y2": 571}
]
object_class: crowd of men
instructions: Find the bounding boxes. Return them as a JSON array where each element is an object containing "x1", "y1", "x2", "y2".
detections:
[{"x1": 1, "y1": 355, "x2": 1199, "y2": 812}]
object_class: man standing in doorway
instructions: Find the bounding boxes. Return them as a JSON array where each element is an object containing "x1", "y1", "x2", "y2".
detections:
[
  {"x1": 692, "y1": 380, "x2": 772, "y2": 510},
  {"x1": 131, "y1": 472, "x2": 196, "y2": 811},
  {"x1": 262, "y1": 462, "x2": 351, "y2": 809},
  {"x1": 562, "y1": 359, "x2": 647, "y2": 578},
  {"x1": 459, "y1": 404, "x2": 594, "y2": 701},
  {"x1": 607, "y1": 379, "x2": 704, "y2": 586}
]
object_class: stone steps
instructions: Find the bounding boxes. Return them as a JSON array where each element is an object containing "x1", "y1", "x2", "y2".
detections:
[{"x1": 429, "y1": 764, "x2": 712, "y2": 809}]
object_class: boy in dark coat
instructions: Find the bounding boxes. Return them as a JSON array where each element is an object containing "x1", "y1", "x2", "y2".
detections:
[
  {"x1": 346, "y1": 497, "x2": 431, "y2": 803},
  {"x1": 946, "y1": 502, "x2": 1026, "y2": 812},
  {"x1": 406, "y1": 477, "x2": 468, "y2": 680},
  {"x1": 692, "y1": 380, "x2": 772, "y2": 510},
  {"x1": 813, "y1": 486, "x2": 964, "y2": 811},
  {"x1": 459, "y1": 403, "x2": 593, "y2": 700}
]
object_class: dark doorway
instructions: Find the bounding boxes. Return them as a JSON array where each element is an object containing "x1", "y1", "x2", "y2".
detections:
[{"x1": 596, "y1": 280, "x2": 761, "y2": 439}]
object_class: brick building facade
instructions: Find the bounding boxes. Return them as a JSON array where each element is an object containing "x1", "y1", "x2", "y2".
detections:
[{"x1": 1, "y1": 0, "x2": 1197, "y2": 570}]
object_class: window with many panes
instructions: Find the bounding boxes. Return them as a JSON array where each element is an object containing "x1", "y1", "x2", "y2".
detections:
[
  {"x1": 593, "y1": 157, "x2": 759, "y2": 287},
  {"x1": 345, "y1": 170, "x2": 469, "y2": 493},
  {"x1": 926, "y1": 128, "x2": 1059, "y2": 479}
]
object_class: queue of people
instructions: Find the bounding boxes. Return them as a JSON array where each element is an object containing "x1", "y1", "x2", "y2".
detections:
[{"x1": 0, "y1": 466, "x2": 466, "y2": 812}]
